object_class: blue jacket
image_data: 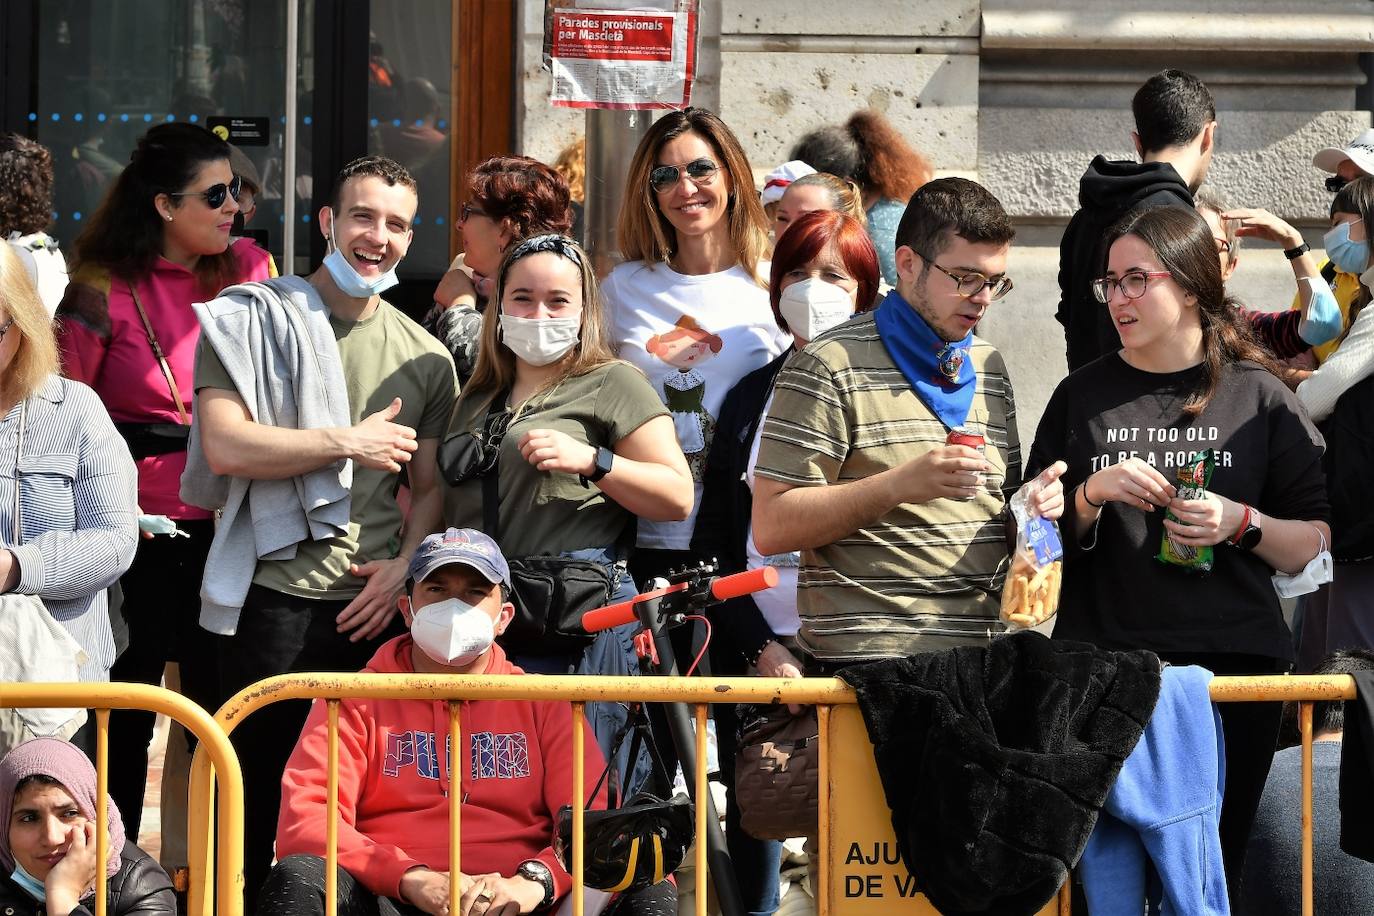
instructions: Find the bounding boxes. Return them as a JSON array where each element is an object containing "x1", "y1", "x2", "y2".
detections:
[{"x1": 1080, "y1": 664, "x2": 1228, "y2": 915}]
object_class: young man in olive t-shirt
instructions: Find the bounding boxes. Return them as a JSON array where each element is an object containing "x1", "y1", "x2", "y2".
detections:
[{"x1": 191, "y1": 156, "x2": 457, "y2": 905}]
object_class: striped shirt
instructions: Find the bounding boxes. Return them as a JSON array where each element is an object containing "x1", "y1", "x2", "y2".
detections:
[
  {"x1": 0, "y1": 375, "x2": 138, "y2": 680},
  {"x1": 754, "y1": 313, "x2": 1021, "y2": 663}
]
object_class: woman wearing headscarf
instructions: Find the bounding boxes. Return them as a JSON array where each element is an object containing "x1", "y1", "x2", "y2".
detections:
[{"x1": 0, "y1": 737, "x2": 174, "y2": 914}]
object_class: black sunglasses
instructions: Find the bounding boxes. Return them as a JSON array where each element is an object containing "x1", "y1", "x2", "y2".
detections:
[
  {"x1": 170, "y1": 174, "x2": 243, "y2": 209},
  {"x1": 1326, "y1": 175, "x2": 1350, "y2": 194},
  {"x1": 649, "y1": 158, "x2": 719, "y2": 193}
]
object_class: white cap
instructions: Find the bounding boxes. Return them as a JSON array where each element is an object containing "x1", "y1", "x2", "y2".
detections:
[
  {"x1": 1313, "y1": 128, "x2": 1374, "y2": 176},
  {"x1": 760, "y1": 160, "x2": 817, "y2": 206}
]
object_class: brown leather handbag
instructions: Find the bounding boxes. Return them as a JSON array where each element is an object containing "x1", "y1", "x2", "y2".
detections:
[{"x1": 734, "y1": 704, "x2": 820, "y2": 840}]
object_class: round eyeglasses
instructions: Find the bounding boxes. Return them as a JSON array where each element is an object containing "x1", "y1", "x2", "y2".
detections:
[
  {"x1": 1092, "y1": 270, "x2": 1173, "y2": 304},
  {"x1": 920, "y1": 255, "x2": 1013, "y2": 301},
  {"x1": 169, "y1": 174, "x2": 242, "y2": 209},
  {"x1": 649, "y1": 158, "x2": 719, "y2": 194}
]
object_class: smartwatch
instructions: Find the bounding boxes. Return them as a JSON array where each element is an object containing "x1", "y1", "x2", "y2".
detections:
[
  {"x1": 1284, "y1": 242, "x2": 1311, "y2": 261},
  {"x1": 580, "y1": 447, "x2": 614, "y2": 487},
  {"x1": 516, "y1": 859, "x2": 556, "y2": 911}
]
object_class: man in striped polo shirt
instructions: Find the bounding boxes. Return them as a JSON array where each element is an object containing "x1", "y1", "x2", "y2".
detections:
[{"x1": 752, "y1": 178, "x2": 1066, "y2": 668}]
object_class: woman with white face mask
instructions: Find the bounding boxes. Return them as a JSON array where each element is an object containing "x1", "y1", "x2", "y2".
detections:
[
  {"x1": 690, "y1": 209, "x2": 878, "y2": 916},
  {"x1": 440, "y1": 235, "x2": 693, "y2": 803}
]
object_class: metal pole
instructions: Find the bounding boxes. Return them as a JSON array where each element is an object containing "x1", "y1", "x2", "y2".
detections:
[
  {"x1": 282, "y1": 0, "x2": 299, "y2": 274},
  {"x1": 634, "y1": 590, "x2": 746, "y2": 916},
  {"x1": 583, "y1": 109, "x2": 650, "y2": 278}
]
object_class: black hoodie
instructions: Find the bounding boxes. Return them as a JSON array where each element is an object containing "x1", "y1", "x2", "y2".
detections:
[{"x1": 1056, "y1": 156, "x2": 1194, "y2": 372}]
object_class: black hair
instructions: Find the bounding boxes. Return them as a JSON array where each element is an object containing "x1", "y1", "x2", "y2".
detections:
[
  {"x1": 1132, "y1": 69, "x2": 1216, "y2": 155},
  {"x1": 789, "y1": 126, "x2": 862, "y2": 185},
  {"x1": 329, "y1": 155, "x2": 417, "y2": 213},
  {"x1": 12, "y1": 774, "x2": 63, "y2": 798},
  {"x1": 71, "y1": 122, "x2": 238, "y2": 293},
  {"x1": 894, "y1": 177, "x2": 1015, "y2": 262},
  {"x1": 1312, "y1": 648, "x2": 1374, "y2": 734}
]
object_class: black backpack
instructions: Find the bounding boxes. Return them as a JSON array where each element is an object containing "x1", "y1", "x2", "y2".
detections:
[{"x1": 1319, "y1": 371, "x2": 1374, "y2": 563}]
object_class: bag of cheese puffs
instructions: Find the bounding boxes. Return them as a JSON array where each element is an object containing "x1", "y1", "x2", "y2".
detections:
[{"x1": 1000, "y1": 477, "x2": 1064, "y2": 629}]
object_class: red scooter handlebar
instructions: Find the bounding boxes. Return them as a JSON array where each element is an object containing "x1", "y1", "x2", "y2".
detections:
[{"x1": 581, "y1": 566, "x2": 779, "y2": 633}]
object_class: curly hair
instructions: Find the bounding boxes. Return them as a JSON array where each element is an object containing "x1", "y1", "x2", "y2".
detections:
[
  {"x1": 0, "y1": 134, "x2": 55, "y2": 237},
  {"x1": 329, "y1": 155, "x2": 417, "y2": 212},
  {"x1": 470, "y1": 156, "x2": 573, "y2": 240}
]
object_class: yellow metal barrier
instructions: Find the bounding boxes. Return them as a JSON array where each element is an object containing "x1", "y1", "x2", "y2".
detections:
[
  {"x1": 0, "y1": 682, "x2": 244, "y2": 916},
  {"x1": 187, "y1": 673, "x2": 1355, "y2": 916}
]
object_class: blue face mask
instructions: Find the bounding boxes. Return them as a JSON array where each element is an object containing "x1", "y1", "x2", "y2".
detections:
[
  {"x1": 11, "y1": 863, "x2": 46, "y2": 901},
  {"x1": 322, "y1": 208, "x2": 402, "y2": 299},
  {"x1": 1323, "y1": 219, "x2": 1370, "y2": 275}
]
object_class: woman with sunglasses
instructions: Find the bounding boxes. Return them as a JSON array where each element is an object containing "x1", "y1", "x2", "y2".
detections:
[
  {"x1": 691, "y1": 209, "x2": 878, "y2": 914},
  {"x1": 603, "y1": 108, "x2": 790, "y2": 590},
  {"x1": 55, "y1": 122, "x2": 271, "y2": 836},
  {"x1": 1026, "y1": 205, "x2": 1330, "y2": 903},
  {"x1": 428, "y1": 156, "x2": 572, "y2": 385}
]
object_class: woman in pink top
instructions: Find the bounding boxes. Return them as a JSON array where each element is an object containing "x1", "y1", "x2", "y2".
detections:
[{"x1": 55, "y1": 123, "x2": 271, "y2": 839}]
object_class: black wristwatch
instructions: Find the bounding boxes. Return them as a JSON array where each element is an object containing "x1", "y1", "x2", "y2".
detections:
[
  {"x1": 516, "y1": 859, "x2": 556, "y2": 911},
  {"x1": 580, "y1": 447, "x2": 614, "y2": 487},
  {"x1": 1284, "y1": 242, "x2": 1311, "y2": 261}
]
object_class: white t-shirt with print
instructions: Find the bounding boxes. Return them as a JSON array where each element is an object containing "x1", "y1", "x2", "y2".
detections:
[
  {"x1": 603, "y1": 259, "x2": 791, "y2": 550},
  {"x1": 744, "y1": 392, "x2": 800, "y2": 636}
]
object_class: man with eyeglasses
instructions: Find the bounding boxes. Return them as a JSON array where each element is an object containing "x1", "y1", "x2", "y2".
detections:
[
  {"x1": 751, "y1": 178, "x2": 1066, "y2": 670},
  {"x1": 1057, "y1": 69, "x2": 1217, "y2": 372}
]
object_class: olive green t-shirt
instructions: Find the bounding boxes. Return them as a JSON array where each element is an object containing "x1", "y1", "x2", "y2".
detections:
[
  {"x1": 195, "y1": 300, "x2": 458, "y2": 598},
  {"x1": 443, "y1": 361, "x2": 667, "y2": 557}
]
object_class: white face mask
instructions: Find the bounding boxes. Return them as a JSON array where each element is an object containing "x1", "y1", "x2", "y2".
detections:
[
  {"x1": 499, "y1": 313, "x2": 581, "y2": 367},
  {"x1": 1272, "y1": 529, "x2": 1334, "y2": 598},
  {"x1": 410, "y1": 597, "x2": 496, "y2": 667},
  {"x1": 778, "y1": 278, "x2": 856, "y2": 342}
]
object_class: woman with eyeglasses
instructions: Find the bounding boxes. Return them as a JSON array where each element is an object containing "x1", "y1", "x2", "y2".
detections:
[
  {"x1": 54, "y1": 122, "x2": 271, "y2": 836},
  {"x1": 602, "y1": 108, "x2": 790, "y2": 591},
  {"x1": 690, "y1": 209, "x2": 878, "y2": 914},
  {"x1": 1025, "y1": 205, "x2": 1330, "y2": 902},
  {"x1": 428, "y1": 156, "x2": 572, "y2": 385},
  {"x1": 441, "y1": 234, "x2": 692, "y2": 799}
]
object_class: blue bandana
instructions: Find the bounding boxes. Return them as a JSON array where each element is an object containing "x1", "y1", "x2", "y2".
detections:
[{"x1": 873, "y1": 289, "x2": 976, "y2": 430}]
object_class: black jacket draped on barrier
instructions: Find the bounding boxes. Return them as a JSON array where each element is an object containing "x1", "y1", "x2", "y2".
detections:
[{"x1": 839, "y1": 630, "x2": 1162, "y2": 916}]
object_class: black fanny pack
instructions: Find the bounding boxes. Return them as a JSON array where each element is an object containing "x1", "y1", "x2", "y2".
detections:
[{"x1": 114, "y1": 422, "x2": 191, "y2": 460}]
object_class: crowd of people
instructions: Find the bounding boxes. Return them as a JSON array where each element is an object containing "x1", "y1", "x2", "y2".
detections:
[{"x1": 0, "y1": 63, "x2": 1370, "y2": 916}]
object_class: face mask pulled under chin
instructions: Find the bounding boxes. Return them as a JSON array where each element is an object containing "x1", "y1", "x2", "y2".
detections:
[
  {"x1": 1272, "y1": 528, "x2": 1334, "y2": 598},
  {"x1": 410, "y1": 597, "x2": 496, "y2": 666},
  {"x1": 322, "y1": 208, "x2": 401, "y2": 298}
]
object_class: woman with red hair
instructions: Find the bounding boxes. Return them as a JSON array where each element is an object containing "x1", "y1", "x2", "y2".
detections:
[{"x1": 691, "y1": 209, "x2": 878, "y2": 914}]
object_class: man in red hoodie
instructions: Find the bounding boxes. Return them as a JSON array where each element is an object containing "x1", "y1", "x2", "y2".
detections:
[{"x1": 260, "y1": 528, "x2": 606, "y2": 915}]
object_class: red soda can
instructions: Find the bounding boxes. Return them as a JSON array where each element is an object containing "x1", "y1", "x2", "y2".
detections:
[{"x1": 947, "y1": 427, "x2": 985, "y2": 454}]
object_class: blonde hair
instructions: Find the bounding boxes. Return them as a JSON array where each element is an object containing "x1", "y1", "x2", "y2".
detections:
[
  {"x1": 616, "y1": 108, "x2": 769, "y2": 286},
  {"x1": 553, "y1": 138, "x2": 586, "y2": 205},
  {"x1": 786, "y1": 173, "x2": 867, "y2": 226},
  {"x1": 0, "y1": 244, "x2": 58, "y2": 405},
  {"x1": 461, "y1": 235, "x2": 620, "y2": 416}
]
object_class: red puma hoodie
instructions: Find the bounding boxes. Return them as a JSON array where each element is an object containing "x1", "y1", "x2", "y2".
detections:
[{"x1": 275, "y1": 636, "x2": 606, "y2": 900}]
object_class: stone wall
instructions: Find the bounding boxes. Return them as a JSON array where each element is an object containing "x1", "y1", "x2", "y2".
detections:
[{"x1": 513, "y1": 0, "x2": 1374, "y2": 443}]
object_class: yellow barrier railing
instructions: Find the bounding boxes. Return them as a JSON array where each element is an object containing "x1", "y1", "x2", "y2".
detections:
[
  {"x1": 0, "y1": 682, "x2": 244, "y2": 916},
  {"x1": 185, "y1": 673, "x2": 1355, "y2": 916}
]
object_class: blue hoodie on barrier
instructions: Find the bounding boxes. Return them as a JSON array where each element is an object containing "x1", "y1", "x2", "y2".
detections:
[{"x1": 1080, "y1": 664, "x2": 1228, "y2": 915}]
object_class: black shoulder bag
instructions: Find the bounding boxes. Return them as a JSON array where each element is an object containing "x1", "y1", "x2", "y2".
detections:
[{"x1": 473, "y1": 392, "x2": 614, "y2": 657}]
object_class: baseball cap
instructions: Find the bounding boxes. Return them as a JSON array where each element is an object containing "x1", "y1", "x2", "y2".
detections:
[
  {"x1": 406, "y1": 528, "x2": 511, "y2": 589},
  {"x1": 760, "y1": 160, "x2": 817, "y2": 206},
  {"x1": 1313, "y1": 129, "x2": 1374, "y2": 176}
]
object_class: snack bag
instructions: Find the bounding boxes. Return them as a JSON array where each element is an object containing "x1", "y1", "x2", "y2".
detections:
[
  {"x1": 1000, "y1": 478, "x2": 1064, "y2": 629},
  {"x1": 1158, "y1": 449, "x2": 1216, "y2": 572}
]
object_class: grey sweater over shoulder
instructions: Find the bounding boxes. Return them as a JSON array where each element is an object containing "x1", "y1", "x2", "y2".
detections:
[{"x1": 180, "y1": 275, "x2": 353, "y2": 635}]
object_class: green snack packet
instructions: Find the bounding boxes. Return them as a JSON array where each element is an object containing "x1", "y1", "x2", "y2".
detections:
[{"x1": 1158, "y1": 449, "x2": 1216, "y2": 572}]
